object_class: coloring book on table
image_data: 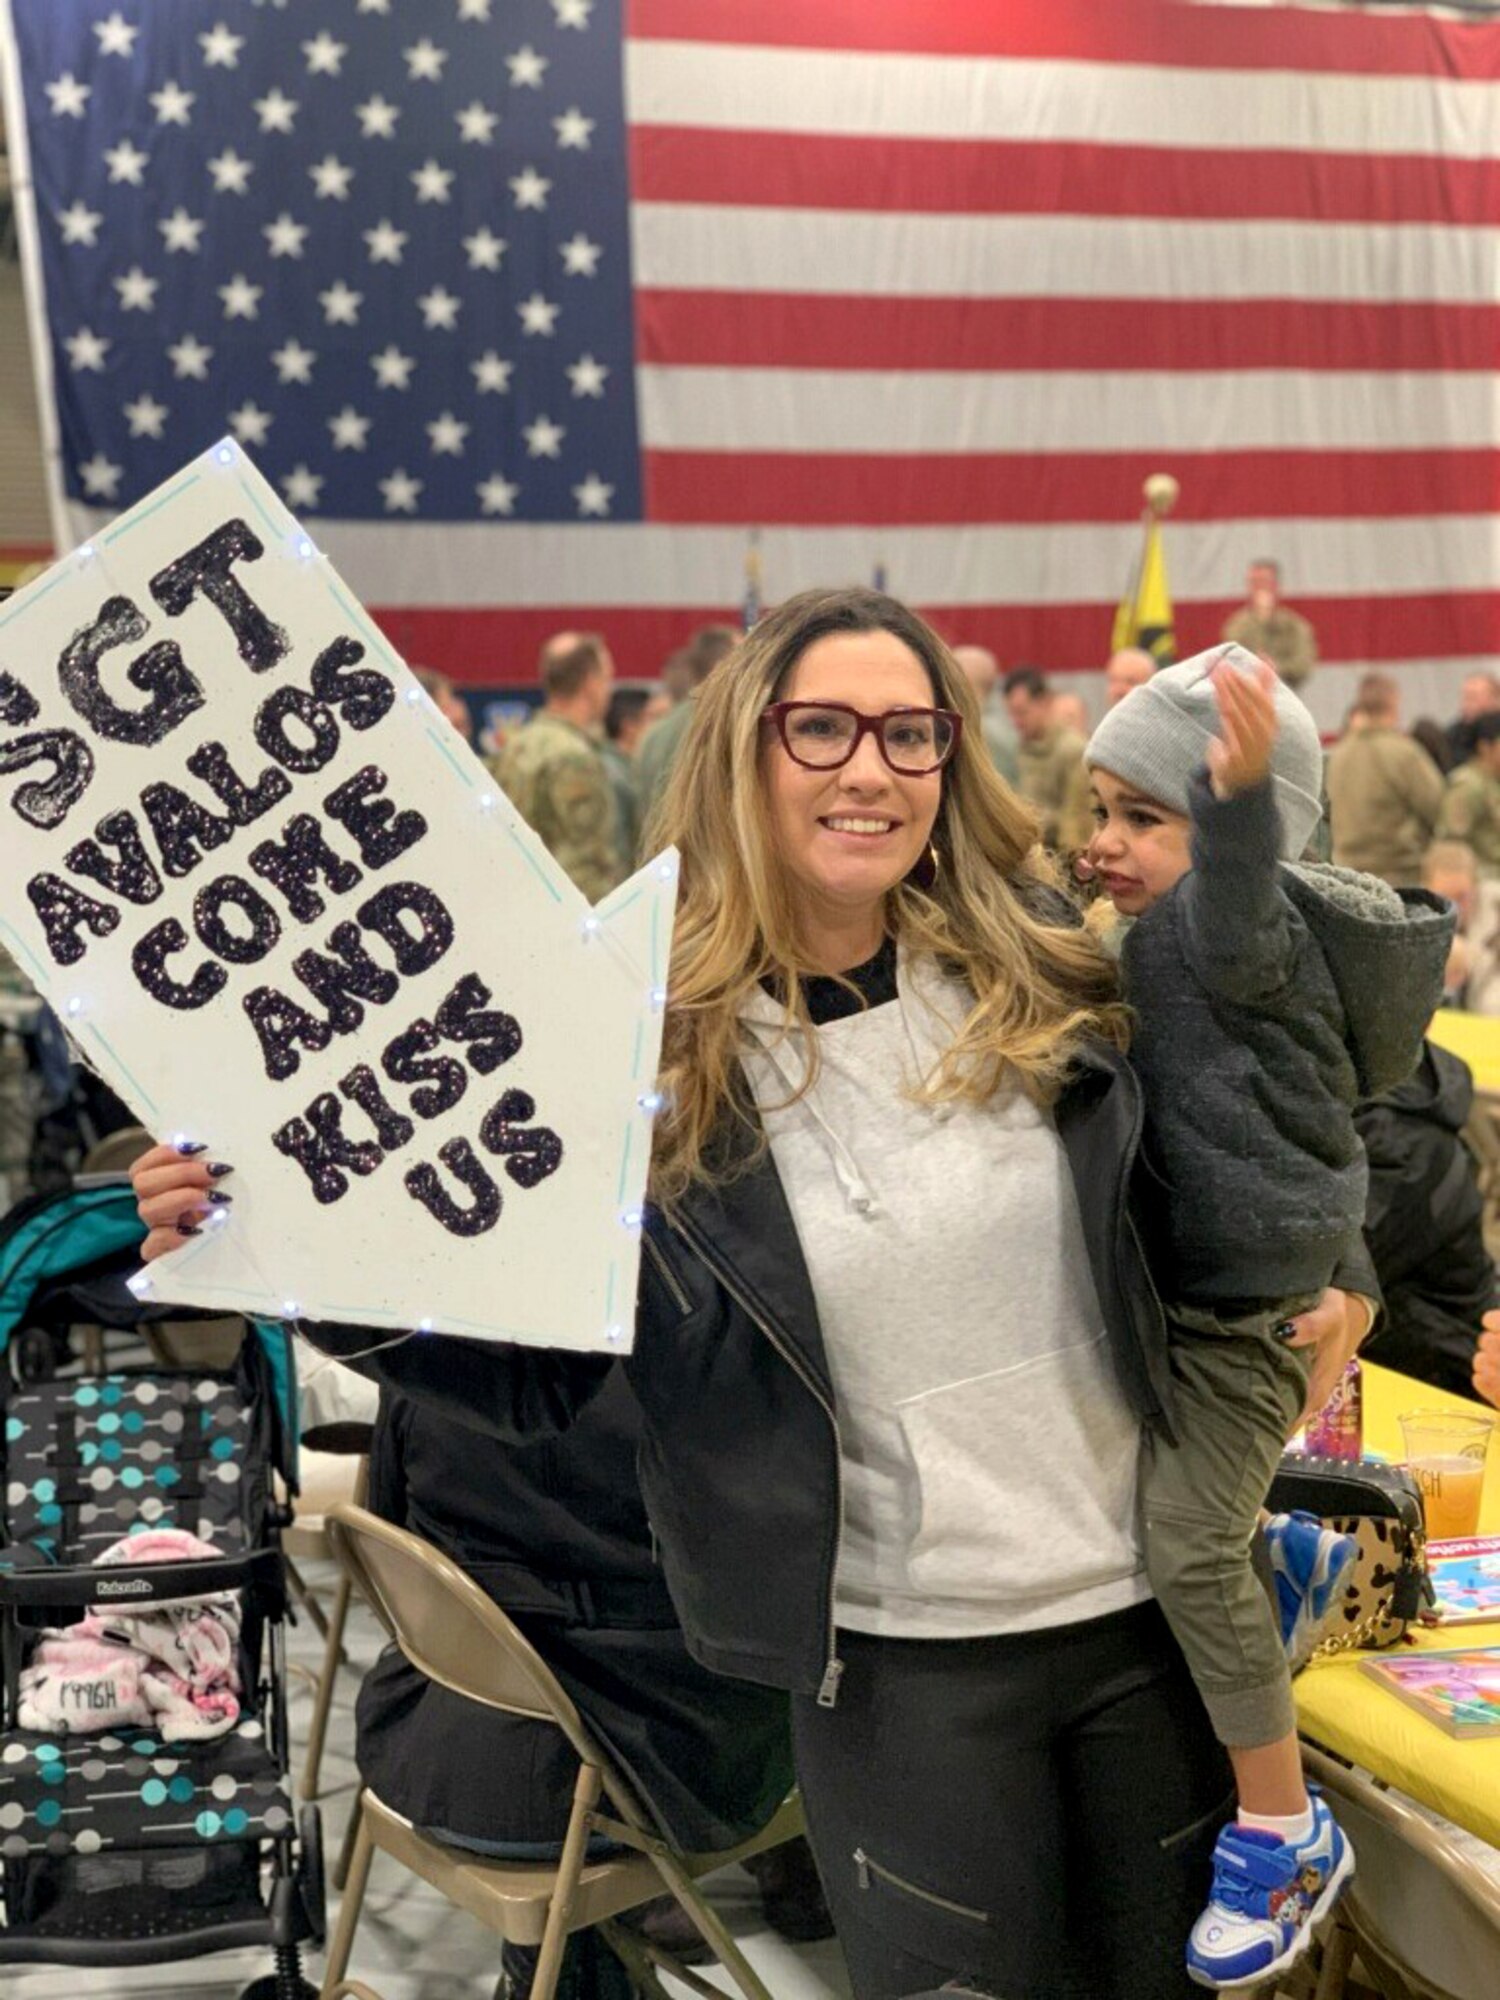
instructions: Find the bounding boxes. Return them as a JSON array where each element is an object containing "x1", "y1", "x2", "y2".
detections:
[
  {"x1": 1426, "y1": 1537, "x2": 1500, "y2": 1627},
  {"x1": 1361, "y1": 1647, "x2": 1500, "y2": 1739}
]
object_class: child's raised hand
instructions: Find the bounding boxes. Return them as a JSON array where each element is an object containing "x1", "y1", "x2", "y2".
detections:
[{"x1": 1207, "y1": 653, "x2": 1279, "y2": 798}]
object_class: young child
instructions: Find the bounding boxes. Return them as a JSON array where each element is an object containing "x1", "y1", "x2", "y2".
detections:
[{"x1": 1083, "y1": 644, "x2": 1454, "y2": 1991}]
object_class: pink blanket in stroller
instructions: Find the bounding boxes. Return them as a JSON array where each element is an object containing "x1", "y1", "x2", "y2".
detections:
[{"x1": 18, "y1": 1529, "x2": 243, "y2": 1741}]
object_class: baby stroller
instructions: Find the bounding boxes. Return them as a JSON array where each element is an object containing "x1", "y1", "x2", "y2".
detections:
[{"x1": 0, "y1": 1177, "x2": 324, "y2": 1994}]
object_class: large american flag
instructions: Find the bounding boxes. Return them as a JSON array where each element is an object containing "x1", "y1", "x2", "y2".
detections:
[{"x1": 4, "y1": 0, "x2": 1498, "y2": 722}]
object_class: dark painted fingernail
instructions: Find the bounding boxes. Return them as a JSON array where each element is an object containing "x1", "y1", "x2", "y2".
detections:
[
  {"x1": 206, "y1": 1189, "x2": 233, "y2": 1206},
  {"x1": 175, "y1": 1139, "x2": 207, "y2": 1156},
  {"x1": 207, "y1": 1161, "x2": 234, "y2": 1179},
  {"x1": 1274, "y1": 1320, "x2": 1297, "y2": 1342},
  {"x1": 176, "y1": 1210, "x2": 203, "y2": 1235}
]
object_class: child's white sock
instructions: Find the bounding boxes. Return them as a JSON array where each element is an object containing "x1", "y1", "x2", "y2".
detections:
[{"x1": 1238, "y1": 1803, "x2": 1315, "y2": 1844}]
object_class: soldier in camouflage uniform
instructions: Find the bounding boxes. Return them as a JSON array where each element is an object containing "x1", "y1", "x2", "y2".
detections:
[
  {"x1": 495, "y1": 632, "x2": 625, "y2": 905},
  {"x1": 1437, "y1": 710, "x2": 1500, "y2": 877}
]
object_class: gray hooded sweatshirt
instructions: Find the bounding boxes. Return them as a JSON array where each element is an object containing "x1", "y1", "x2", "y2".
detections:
[{"x1": 1123, "y1": 770, "x2": 1454, "y2": 1307}]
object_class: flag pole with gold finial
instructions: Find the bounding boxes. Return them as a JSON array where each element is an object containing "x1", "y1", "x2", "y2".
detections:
[{"x1": 1112, "y1": 472, "x2": 1178, "y2": 666}]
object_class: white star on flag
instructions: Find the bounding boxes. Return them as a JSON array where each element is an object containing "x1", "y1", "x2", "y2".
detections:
[
  {"x1": 411, "y1": 160, "x2": 455, "y2": 204},
  {"x1": 58, "y1": 202, "x2": 104, "y2": 247},
  {"x1": 427, "y1": 412, "x2": 470, "y2": 455},
  {"x1": 455, "y1": 102, "x2": 499, "y2": 144},
  {"x1": 207, "y1": 149, "x2": 253, "y2": 194},
  {"x1": 218, "y1": 273, "x2": 264, "y2": 320},
  {"x1": 510, "y1": 167, "x2": 551, "y2": 211},
  {"x1": 123, "y1": 395, "x2": 169, "y2": 439},
  {"x1": 150, "y1": 80, "x2": 196, "y2": 125},
  {"x1": 355, "y1": 95, "x2": 400, "y2": 139},
  {"x1": 271, "y1": 339, "x2": 318, "y2": 384},
  {"x1": 518, "y1": 293, "x2": 560, "y2": 337},
  {"x1": 65, "y1": 328, "x2": 110, "y2": 372},
  {"x1": 264, "y1": 213, "x2": 310, "y2": 258},
  {"x1": 158, "y1": 208, "x2": 206, "y2": 253},
  {"x1": 304, "y1": 32, "x2": 349, "y2": 75},
  {"x1": 113, "y1": 266, "x2": 160, "y2": 312},
  {"x1": 282, "y1": 465, "x2": 325, "y2": 508},
  {"x1": 573, "y1": 474, "x2": 613, "y2": 517},
  {"x1": 356, "y1": 0, "x2": 392, "y2": 13},
  {"x1": 370, "y1": 345, "x2": 416, "y2": 389},
  {"x1": 523, "y1": 414, "x2": 565, "y2": 458},
  {"x1": 477, "y1": 473, "x2": 519, "y2": 514},
  {"x1": 45, "y1": 73, "x2": 91, "y2": 118},
  {"x1": 253, "y1": 88, "x2": 298, "y2": 134},
  {"x1": 417, "y1": 286, "x2": 461, "y2": 330},
  {"x1": 559, "y1": 233, "x2": 602, "y2": 276},
  {"x1": 404, "y1": 39, "x2": 449, "y2": 81},
  {"x1": 471, "y1": 351, "x2": 514, "y2": 393},
  {"x1": 507, "y1": 45, "x2": 548, "y2": 87},
  {"x1": 310, "y1": 155, "x2": 356, "y2": 199},
  {"x1": 199, "y1": 23, "x2": 245, "y2": 68},
  {"x1": 319, "y1": 281, "x2": 363, "y2": 325},
  {"x1": 105, "y1": 140, "x2": 149, "y2": 185},
  {"x1": 463, "y1": 227, "x2": 507, "y2": 271},
  {"x1": 567, "y1": 355, "x2": 609, "y2": 398},
  {"x1": 228, "y1": 401, "x2": 273, "y2": 447},
  {"x1": 553, "y1": 107, "x2": 594, "y2": 150},
  {"x1": 94, "y1": 11, "x2": 140, "y2": 56},
  {"x1": 167, "y1": 334, "x2": 214, "y2": 379},
  {"x1": 380, "y1": 469, "x2": 423, "y2": 512},
  {"x1": 457, "y1": 0, "x2": 493, "y2": 20},
  {"x1": 364, "y1": 220, "x2": 408, "y2": 264},
  {"x1": 329, "y1": 406, "x2": 373, "y2": 450},
  {"x1": 78, "y1": 454, "x2": 123, "y2": 499},
  {"x1": 552, "y1": 0, "x2": 593, "y2": 26}
]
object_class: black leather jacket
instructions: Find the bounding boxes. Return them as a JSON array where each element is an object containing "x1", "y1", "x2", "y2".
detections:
[{"x1": 305, "y1": 1038, "x2": 1377, "y2": 1702}]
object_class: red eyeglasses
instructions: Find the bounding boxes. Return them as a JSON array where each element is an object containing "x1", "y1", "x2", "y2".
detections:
[{"x1": 761, "y1": 701, "x2": 962, "y2": 777}]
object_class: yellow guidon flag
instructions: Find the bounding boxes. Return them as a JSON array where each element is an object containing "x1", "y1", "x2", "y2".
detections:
[{"x1": 1111, "y1": 473, "x2": 1178, "y2": 667}]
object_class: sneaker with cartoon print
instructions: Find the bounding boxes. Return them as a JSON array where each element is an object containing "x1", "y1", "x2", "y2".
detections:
[{"x1": 1186, "y1": 1792, "x2": 1353, "y2": 1989}]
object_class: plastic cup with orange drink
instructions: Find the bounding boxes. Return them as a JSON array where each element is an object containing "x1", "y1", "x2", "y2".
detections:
[{"x1": 1398, "y1": 1411, "x2": 1495, "y2": 1540}]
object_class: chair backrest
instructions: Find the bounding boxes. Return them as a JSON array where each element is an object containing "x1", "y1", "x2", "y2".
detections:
[
  {"x1": 1304, "y1": 1746, "x2": 1500, "y2": 2000},
  {"x1": 327, "y1": 1502, "x2": 654, "y2": 1834},
  {"x1": 79, "y1": 1126, "x2": 154, "y2": 1176}
]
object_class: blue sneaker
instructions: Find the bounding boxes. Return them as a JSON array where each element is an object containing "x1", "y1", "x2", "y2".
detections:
[
  {"x1": 1186, "y1": 1795, "x2": 1354, "y2": 1988},
  {"x1": 1265, "y1": 1510, "x2": 1359, "y2": 1666}
]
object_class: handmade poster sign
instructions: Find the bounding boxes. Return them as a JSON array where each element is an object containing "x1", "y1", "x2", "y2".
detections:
[{"x1": 0, "y1": 439, "x2": 676, "y2": 1352}]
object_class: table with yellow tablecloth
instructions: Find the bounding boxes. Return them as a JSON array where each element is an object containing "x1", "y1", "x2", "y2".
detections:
[
  {"x1": 1426, "y1": 1008, "x2": 1500, "y2": 1096},
  {"x1": 1294, "y1": 1362, "x2": 1500, "y2": 1847}
]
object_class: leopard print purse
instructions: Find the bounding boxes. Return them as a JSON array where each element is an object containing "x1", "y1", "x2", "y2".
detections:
[{"x1": 1268, "y1": 1454, "x2": 1433, "y2": 1655}]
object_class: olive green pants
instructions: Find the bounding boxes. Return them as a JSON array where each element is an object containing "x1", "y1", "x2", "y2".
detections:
[{"x1": 1140, "y1": 1302, "x2": 1313, "y2": 1749}]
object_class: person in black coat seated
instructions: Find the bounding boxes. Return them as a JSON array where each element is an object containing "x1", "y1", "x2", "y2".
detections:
[
  {"x1": 1356, "y1": 1040, "x2": 1497, "y2": 1396},
  {"x1": 362, "y1": 1364, "x2": 829, "y2": 1996}
]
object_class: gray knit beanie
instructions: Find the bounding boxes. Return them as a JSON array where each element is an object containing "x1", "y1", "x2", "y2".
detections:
[{"x1": 1085, "y1": 643, "x2": 1324, "y2": 860}]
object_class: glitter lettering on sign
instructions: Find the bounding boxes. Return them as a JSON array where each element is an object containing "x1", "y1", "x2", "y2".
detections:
[
  {"x1": 149, "y1": 520, "x2": 289, "y2": 674},
  {"x1": 57, "y1": 596, "x2": 205, "y2": 748}
]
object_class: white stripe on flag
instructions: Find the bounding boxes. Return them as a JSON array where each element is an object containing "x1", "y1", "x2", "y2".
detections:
[
  {"x1": 630, "y1": 205, "x2": 1500, "y2": 304},
  {"x1": 637, "y1": 366, "x2": 1499, "y2": 454},
  {"x1": 626, "y1": 40, "x2": 1500, "y2": 159},
  {"x1": 55, "y1": 510, "x2": 1498, "y2": 610}
]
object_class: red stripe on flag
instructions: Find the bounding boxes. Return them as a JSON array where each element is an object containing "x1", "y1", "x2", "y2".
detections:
[
  {"x1": 631, "y1": 128, "x2": 1500, "y2": 227},
  {"x1": 635, "y1": 290, "x2": 1500, "y2": 374},
  {"x1": 374, "y1": 594, "x2": 1500, "y2": 682},
  {"x1": 642, "y1": 449, "x2": 1500, "y2": 527},
  {"x1": 629, "y1": 0, "x2": 1500, "y2": 81}
]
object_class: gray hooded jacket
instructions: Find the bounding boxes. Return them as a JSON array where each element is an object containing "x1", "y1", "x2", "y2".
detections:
[{"x1": 1121, "y1": 770, "x2": 1454, "y2": 1307}]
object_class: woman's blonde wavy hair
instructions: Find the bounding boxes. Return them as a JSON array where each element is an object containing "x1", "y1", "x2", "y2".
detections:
[{"x1": 644, "y1": 587, "x2": 1128, "y2": 1204}]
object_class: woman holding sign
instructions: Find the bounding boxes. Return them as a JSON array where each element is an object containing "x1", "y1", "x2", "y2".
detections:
[{"x1": 135, "y1": 588, "x2": 1373, "y2": 2000}]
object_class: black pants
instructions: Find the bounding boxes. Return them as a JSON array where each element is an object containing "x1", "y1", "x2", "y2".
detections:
[{"x1": 791, "y1": 1602, "x2": 1233, "y2": 2000}]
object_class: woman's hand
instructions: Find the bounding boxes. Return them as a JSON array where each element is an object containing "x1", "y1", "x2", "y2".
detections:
[
  {"x1": 1281, "y1": 1286, "x2": 1370, "y2": 1427},
  {"x1": 1475, "y1": 1312, "x2": 1500, "y2": 1412},
  {"x1": 131, "y1": 1141, "x2": 231, "y2": 1263}
]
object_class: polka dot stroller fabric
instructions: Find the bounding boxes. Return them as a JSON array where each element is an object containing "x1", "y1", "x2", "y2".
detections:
[{"x1": 0, "y1": 1339, "x2": 312, "y2": 1966}]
